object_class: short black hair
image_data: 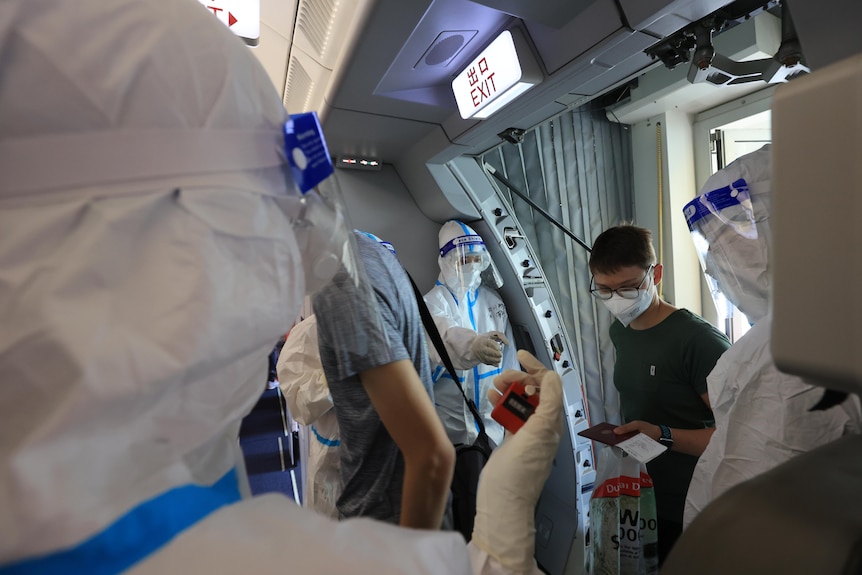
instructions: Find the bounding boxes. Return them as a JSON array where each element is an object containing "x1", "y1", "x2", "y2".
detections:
[{"x1": 589, "y1": 224, "x2": 656, "y2": 274}]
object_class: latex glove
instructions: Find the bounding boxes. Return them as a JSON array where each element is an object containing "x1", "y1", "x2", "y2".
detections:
[
  {"x1": 471, "y1": 350, "x2": 563, "y2": 573},
  {"x1": 470, "y1": 331, "x2": 509, "y2": 366}
]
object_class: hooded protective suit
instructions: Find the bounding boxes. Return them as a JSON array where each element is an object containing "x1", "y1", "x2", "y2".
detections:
[
  {"x1": 278, "y1": 314, "x2": 341, "y2": 519},
  {"x1": 0, "y1": 0, "x2": 311, "y2": 565},
  {"x1": 0, "y1": 1, "x2": 564, "y2": 573},
  {"x1": 682, "y1": 146, "x2": 862, "y2": 528},
  {"x1": 424, "y1": 221, "x2": 517, "y2": 447}
]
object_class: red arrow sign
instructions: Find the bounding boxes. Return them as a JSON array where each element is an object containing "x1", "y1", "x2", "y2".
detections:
[{"x1": 228, "y1": 12, "x2": 237, "y2": 26}]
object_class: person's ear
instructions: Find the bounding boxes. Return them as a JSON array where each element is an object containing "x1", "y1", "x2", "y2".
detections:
[{"x1": 653, "y1": 263, "x2": 663, "y2": 285}]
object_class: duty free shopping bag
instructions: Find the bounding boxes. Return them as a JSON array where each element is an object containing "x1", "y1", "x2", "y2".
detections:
[{"x1": 588, "y1": 446, "x2": 659, "y2": 575}]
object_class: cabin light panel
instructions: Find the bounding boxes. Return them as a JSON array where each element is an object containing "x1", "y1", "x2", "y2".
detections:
[
  {"x1": 451, "y1": 29, "x2": 542, "y2": 120},
  {"x1": 337, "y1": 156, "x2": 383, "y2": 170}
]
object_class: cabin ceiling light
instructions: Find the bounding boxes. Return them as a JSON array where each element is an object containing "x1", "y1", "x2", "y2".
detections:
[{"x1": 451, "y1": 28, "x2": 542, "y2": 120}]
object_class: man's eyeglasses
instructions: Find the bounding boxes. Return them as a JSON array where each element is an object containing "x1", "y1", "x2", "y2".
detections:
[{"x1": 590, "y1": 265, "x2": 653, "y2": 300}]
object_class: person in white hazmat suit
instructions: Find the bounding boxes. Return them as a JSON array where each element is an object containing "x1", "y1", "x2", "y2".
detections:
[
  {"x1": 0, "y1": 1, "x2": 564, "y2": 574},
  {"x1": 278, "y1": 310, "x2": 342, "y2": 519},
  {"x1": 681, "y1": 145, "x2": 862, "y2": 528},
  {"x1": 425, "y1": 221, "x2": 519, "y2": 448}
]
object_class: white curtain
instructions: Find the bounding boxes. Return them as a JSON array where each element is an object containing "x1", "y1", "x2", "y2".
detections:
[{"x1": 480, "y1": 106, "x2": 633, "y2": 425}]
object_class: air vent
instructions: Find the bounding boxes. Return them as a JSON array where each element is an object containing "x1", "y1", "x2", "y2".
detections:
[
  {"x1": 284, "y1": 56, "x2": 314, "y2": 111},
  {"x1": 282, "y1": 0, "x2": 371, "y2": 119},
  {"x1": 296, "y1": 0, "x2": 339, "y2": 61}
]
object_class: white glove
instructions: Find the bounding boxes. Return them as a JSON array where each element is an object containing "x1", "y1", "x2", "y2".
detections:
[
  {"x1": 471, "y1": 350, "x2": 563, "y2": 573},
  {"x1": 470, "y1": 331, "x2": 509, "y2": 366}
]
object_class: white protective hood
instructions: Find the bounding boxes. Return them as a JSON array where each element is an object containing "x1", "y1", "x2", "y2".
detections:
[
  {"x1": 684, "y1": 144, "x2": 772, "y2": 323},
  {"x1": 437, "y1": 220, "x2": 490, "y2": 295},
  {"x1": 0, "y1": 0, "x2": 304, "y2": 563}
]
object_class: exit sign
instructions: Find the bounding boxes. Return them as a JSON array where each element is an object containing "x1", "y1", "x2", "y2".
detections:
[
  {"x1": 451, "y1": 29, "x2": 542, "y2": 120},
  {"x1": 199, "y1": 0, "x2": 260, "y2": 46}
]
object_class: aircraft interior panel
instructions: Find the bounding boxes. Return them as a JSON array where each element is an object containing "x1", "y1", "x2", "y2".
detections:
[
  {"x1": 618, "y1": 0, "x2": 738, "y2": 36},
  {"x1": 309, "y1": 0, "x2": 748, "y2": 179},
  {"x1": 443, "y1": 156, "x2": 597, "y2": 574},
  {"x1": 258, "y1": 0, "x2": 862, "y2": 573},
  {"x1": 771, "y1": 52, "x2": 862, "y2": 395},
  {"x1": 467, "y1": 0, "x2": 602, "y2": 31},
  {"x1": 778, "y1": 0, "x2": 862, "y2": 71},
  {"x1": 284, "y1": 46, "x2": 332, "y2": 118},
  {"x1": 321, "y1": 108, "x2": 436, "y2": 166},
  {"x1": 313, "y1": 3, "x2": 801, "y2": 572},
  {"x1": 520, "y1": 0, "x2": 627, "y2": 76},
  {"x1": 330, "y1": 166, "x2": 450, "y2": 291},
  {"x1": 12, "y1": 0, "x2": 862, "y2": 573}
]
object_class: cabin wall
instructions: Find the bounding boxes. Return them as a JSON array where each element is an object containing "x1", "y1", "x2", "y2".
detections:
[
  {"x1": 334, "y1": 165, "x2": 446, "y2": 292},
  {"x1": 628, "y1": 110, "x2": 704, "y2": 316}
]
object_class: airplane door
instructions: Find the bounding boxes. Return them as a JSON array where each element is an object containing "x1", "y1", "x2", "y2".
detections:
[{"x1": 446, "y1": 156, "x2": 596, "y2": 574}]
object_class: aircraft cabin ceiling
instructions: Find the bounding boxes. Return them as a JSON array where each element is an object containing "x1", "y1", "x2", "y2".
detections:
[{"x1": 255, "y1": 0, "x2": 759, "y2": 165}]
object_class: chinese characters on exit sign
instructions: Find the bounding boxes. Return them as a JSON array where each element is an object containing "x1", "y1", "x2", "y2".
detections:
[{"x1": 451, "y1": 29, "x2": 541, "y2": 119}]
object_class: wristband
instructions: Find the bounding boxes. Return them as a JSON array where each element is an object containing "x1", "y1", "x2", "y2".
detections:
[{"x1": 658, "y1": 424, "x2": 674, "y2": 448}]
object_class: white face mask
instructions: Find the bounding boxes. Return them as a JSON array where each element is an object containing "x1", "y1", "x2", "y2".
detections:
[
  {"x1": 441, "y1": 257, "x2": 484, "y2": 293},
  {"x1": 601, "y1": 279, "x2": 656, "y2": 327},
  {"x1": 460, "y1": 262, "x2": 483, "y2": 289}
]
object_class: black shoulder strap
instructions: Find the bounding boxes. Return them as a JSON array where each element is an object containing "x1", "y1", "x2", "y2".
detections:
[{"x1": 407, "y1": 272, "x2": 488, "y2": 439}]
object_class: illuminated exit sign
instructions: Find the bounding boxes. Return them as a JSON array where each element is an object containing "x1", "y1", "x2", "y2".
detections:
[
  {"x1": 451, "y1": 29, "x2": 542, "y2": 120},
  {"x1": 199, "y1": 0, "x2": 260, "y2": 47}
]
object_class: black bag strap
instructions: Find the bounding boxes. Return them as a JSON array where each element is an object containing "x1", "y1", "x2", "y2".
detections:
[{"x1": 407, "y1": 272, "x2": 490, "y2": 446}]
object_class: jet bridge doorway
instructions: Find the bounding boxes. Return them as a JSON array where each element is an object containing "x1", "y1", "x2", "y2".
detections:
[{"x1": 435, "y1": 101, "x2": 633, "y2": 572}]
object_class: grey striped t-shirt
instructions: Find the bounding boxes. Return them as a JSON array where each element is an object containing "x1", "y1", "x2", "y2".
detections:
[{"x1": 313, "y1": 232, "x2": 434, "y2": 523}]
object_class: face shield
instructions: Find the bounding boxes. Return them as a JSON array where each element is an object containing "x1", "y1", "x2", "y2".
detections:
[
  {"x1": 683, "y1": 179, "x2": 770, "y2": 323},
  {"x1": 279, "y1": 112, "x2": 363, "y2": 298},
  {"x1": 284, "y1": 114, "x2": 390, "y2": 404},
  {"x1": 438, "y1": 221, "x2": 492, "y2": 294}
]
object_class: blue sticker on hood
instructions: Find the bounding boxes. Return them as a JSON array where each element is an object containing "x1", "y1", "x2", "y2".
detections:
[{"x1": 283, "y1": 112, "x2": 334, "y2": 194}]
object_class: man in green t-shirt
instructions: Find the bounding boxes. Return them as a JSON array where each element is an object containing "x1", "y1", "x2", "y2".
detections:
[{"x1": 588, "y1": 224, "x2": 730, "y2": 565}]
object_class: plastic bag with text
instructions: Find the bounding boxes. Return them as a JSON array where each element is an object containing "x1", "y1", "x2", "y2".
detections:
[{"x1": 588, "y1": 446, "x2": 658, "y2": 575}]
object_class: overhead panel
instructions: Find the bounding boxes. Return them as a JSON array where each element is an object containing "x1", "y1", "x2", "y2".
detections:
[
  {"x1": 443, "y1": 0, "x2": 758, "y2": 156},
  {"x1": 374, "y1": 0, "x2": 513, "y2": 110},
  {"x1": 609, "y1": 11, "x2": 779, "y2": 124},
  {"x1": 553, "y1": 28, "x2": 659, "y2": 97},
  {"x1": 282, "y1": 0, "x2": 367, "y2": 116},
  {"x1": 321, "y1": 107, "x2": 435, "y2": 162},
  {"x1": 618, "y1": 0, "x2": 738, "y2": 37},
  {"x1": 467, "y1": 0, "x2": 600, "y2": 29},
  {"x1": 440, "y1": 0, "x2": 630, "y2": 151},
  {"x1": 415, "y1": 30, "x2": 477, "y2": 68},
  {"x1": 525, "y1": 0, "x2": 624, "y2": 75}
]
